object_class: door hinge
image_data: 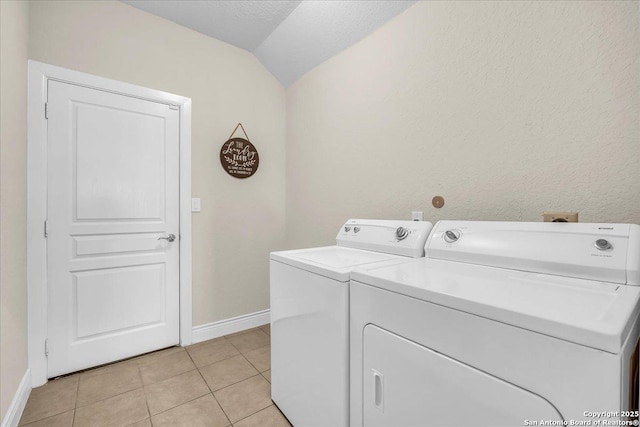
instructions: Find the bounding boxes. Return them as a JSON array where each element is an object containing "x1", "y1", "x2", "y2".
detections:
[
  {"x1": 169, "y1": 104, "x2": 179, "y2": 110},
  {"x1": 45, "y1": 339, "x2": 49, "y2": 357},
  {"x1": 45, "y1": 102, "x2": 48, "y2": 119},
  {"x1": 44, "y1": 220, "x2": 49, "y2": 238}
]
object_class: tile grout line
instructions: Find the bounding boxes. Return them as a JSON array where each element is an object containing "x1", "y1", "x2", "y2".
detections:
[
  {"x1": 193, "y1": 332, "x2": 271, "y2": 425},
  {"x1": 75, "y1": 388, "x2": 145, "y2": 410},
  {"x1": 17, "y1": 376, "x2": 74, "y2": 426},
  {"x1": 224, "y1": 335, "x2": 244, "y2": 354},
  {"x1": 143, "y1": 368, "x2": 209, "y2": 415},
  {"x1": 74, "y1": 381, "x2": 144, "y2": 410},
  {"x1": 224, "y1": 327, "x2": 270, "y2": 354},
  {"x1": 241, "y1": 328, "x2": 274, "y2": 423},
  {"x1": 230, "y1": 402, "x2": 272, "y2": 425},
  {"x1": 138, "y1": 364, "x2": 152, "y2": 424},
  {"x1": 72, "y1": 345, "x2": 182, "y2": 379},
  {"x1": 190, "y1": 357, "x2": 248, "y2": 394},
  {"x1": 70, "y1": 347, "x2": 188, "y2": 414},
  {"x1": 73, "y1": 386, "x2": 148, "y2": 414},
  {"x1": 188, "y1": 349, "x2": 233, "y2": 426},
  {"x1": 238, "y1": 352, "x2": 261, "y2": 375},
  {"x1": 19, "y1": 409, "x2": 75, "y2": 427},
  {"x1": 189, "y1": 348, "x2": 242, "y2": 371},
  {"x1": 190, "y1": 340, "x2": 268, "y2": 390},
  {"x1": 138, "y1": 349, "x2": 198, "y2": 390},
  {"x1": 134, "y1": 347, "x2": 186, "y2": 369},
  {"x1": 28, "y1": 332, "x2": 271, "y2": 426},
  {"x1": 75, "y1": 362, "x2": 148, "y2": 409},
  {"x1": 222, "y1": 375, "x2": 274, "y2": 425},
  {"x1": 145, "y1": 391, "x2": 210, "y2": 419},
  {"x1": 221, "y1": 329, "x2": 273, "y2": 424},
  {"x1": 72, "y1": 375, "x2": 80, "y2": 426},
  {"x1": 201, "y1": 367, "x2": 260, "y2": 395},
  {"x1": 223, "y1": 326, "x2": 265, "y2": 339}
]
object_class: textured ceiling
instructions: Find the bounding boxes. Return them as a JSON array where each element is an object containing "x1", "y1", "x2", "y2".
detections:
[{"x1": 122, "y1": 0, "x2": 416, "y2": 87}]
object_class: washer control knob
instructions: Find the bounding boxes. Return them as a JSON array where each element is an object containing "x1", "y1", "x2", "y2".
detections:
[
  {"x1": 354, "y1": 227, "x2": 360, "y2": 233},
  {"x1": 344, "y1": 226, "x2": 351, "y2": 232},
  {"x1": 595, "y1": 239, "x2": 612, "y2": 251},
  {"x1": 396, "y1": 227, "x2": 409, "y2": 241},
  {"x1": 443, "y1": 229, "x2": 461, "y2": 243}
]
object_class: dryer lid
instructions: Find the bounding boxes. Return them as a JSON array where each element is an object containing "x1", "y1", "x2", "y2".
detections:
[{"x1": 351, "y1": 258, "x2": 640, "y2": 353}]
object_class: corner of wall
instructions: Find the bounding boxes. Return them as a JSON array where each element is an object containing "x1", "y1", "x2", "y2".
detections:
[
  {"x1": 0, "y1": 370, "x2": 31, "y2": 427},
  {"x1": 0, "y1": 0, "x2": 30, "y2": 422}
]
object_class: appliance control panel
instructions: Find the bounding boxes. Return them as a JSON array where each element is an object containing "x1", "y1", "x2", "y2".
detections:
[
  {"x1": 337, "y1": 219, "x2": 433, "y2": 258},
  {"x1": 426, "y1": 221, "x2": 640, "y2": 286}
]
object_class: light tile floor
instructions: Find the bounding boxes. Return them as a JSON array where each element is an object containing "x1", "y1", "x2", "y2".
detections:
[{"x1": 19, "y1": 324, "x2": 291, "y2": 427}]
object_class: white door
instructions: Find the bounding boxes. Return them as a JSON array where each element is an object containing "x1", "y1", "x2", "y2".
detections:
[{"x1": 46, "y1": 80, "x2": 180, "y2": 377}]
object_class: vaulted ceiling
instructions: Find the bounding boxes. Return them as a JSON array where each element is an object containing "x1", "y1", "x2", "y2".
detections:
[{"x1": 122, "y1": 0, "x2": 416, "y2": 87}]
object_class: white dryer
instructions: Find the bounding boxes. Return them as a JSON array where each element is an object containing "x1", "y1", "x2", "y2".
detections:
[
  {"x1": 270, "y1": 219, "x2": 433, "y2": 427},
  {"x1": 350, "y1": 221, "x2": 640, "y2": 427}
]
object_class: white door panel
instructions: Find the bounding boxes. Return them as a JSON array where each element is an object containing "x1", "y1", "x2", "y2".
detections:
[
  {"x1": 74, "y1": 103, "x2": 165, "y2": 220},
  {"x1": 73, "y1": 233, "x2": 165, "y2": 257},
  {"x1": 47, "y1": 80, "x2": 180, "y2": 377}
]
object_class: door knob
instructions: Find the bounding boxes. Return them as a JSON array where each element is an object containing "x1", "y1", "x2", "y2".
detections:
[{"x1": 158, "y1": 233, "x2": 176, "y2": 242}]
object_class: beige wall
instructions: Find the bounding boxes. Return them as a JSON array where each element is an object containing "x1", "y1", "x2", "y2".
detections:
[
  {"x1": 2, "y1": 0, "x2": 638, "y2": 414},
  {"x1": 286, "y1": 0, "x2": 640, "y2": 249},
  {"x1": 0, "y1": 0, "x2": 29, "y2": 421},
  {"x1": 28, "y1": 0, "x2": 286, "y2": 326}
]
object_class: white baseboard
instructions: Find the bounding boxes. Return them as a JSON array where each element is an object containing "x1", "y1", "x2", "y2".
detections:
[
  {"x1": 1, "y1": 369, "x2": 31, "y2": 427},
  {"x1": 192, "y1": 309, "x2": 270, "y2": 344}
]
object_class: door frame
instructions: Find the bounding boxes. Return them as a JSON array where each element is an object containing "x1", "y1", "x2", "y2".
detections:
[{"x1": 27, "y1": 60, "x2": 193, "y2": 387}]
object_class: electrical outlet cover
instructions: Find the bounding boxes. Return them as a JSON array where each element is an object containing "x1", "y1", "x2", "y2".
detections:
[
  {"x1": 543, "y1": 211, "x2": 578, "y2": 222},
  {"x1": 191, "y1": 198, "x2": 201, "y2": 212}
]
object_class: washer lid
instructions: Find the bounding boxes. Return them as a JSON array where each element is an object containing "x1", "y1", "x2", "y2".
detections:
[
  {"x1": 351, "y1": 258, "x2": 640, "y2": 354},
  {"x1": 271, "y1": 246, "x2": 402, "y2": 282}
]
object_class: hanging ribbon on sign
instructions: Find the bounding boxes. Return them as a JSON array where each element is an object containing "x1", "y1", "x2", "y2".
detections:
[{"x1": 219, "y1": 123, "x2": 260, "y2": 179}]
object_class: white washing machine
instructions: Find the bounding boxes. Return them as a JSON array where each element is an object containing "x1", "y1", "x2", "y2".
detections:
[
  {"x1": 350, "y1": 220, "x2": 640, "y2": 427},
  {"x1": 270, "y1": 219, "x2": 433, "y2": 427}
]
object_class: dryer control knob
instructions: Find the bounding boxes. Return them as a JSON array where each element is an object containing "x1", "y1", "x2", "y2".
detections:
[
  {"x1": 354, "y1": 227, "x2": 360, "y2": 233},
  {"x1": 396, "y1": 227, "x2": 409, "y2": 241},
  {"x1": 595, "y1": 239, "x2": 612, "y2": 251},
  {"x1": 443, "y1": 229, "x2": 461, "y2": 243},
  {"x1": 344, "y1": 226, "x2": 351, "y2": 232}
]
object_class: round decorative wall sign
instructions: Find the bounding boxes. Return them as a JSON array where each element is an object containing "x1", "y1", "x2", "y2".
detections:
[{"x1": 219, "y1": 123, "x2": 259, "y2": 179}]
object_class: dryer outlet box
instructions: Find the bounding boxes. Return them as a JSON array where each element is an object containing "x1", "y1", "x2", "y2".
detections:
[{"x1": 543, "y1": 211, "x2": 578, "y2": 222}]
